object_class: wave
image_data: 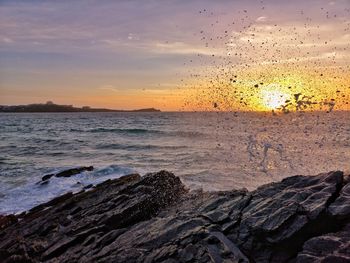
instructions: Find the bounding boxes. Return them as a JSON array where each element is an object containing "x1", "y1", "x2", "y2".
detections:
[
  {"x1": 89, "y1": 128, "x2": 163, "y2": 134},
  {"x1": 69, "y1": 127, "x2": 164, "y2": 135},
  {"x1": 68, "y1": 128, "x2": 205, "y2": 138},
  {"x1": 167, "y1": 131, "x2": 205, "y2": 138},
  {"x1": 95, "y1": 143, "x2": 187, "y2": 151},
  {"x1": 92, "y1": 165, "x2": 135, "y2": 177}
]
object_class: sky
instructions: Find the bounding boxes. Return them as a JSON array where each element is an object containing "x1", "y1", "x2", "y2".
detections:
[{"x1": 0, "y1": 0, "x2": 349, "y2": 111}]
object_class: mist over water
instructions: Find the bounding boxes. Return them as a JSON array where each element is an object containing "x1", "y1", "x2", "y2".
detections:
[{"x1": 0, "y1": 111, "x2": 349, "y2": 214}]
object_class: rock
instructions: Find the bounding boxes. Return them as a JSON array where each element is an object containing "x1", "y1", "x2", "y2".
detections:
[
  {"x1": 41, "y1": 173, "x2": 54, "y2": 181},
  {"x1": 0, "y1": 170, "x2": 349, "y2": 263},
  {"x1": 0, "y1": 215, "x2": 17, "y2": 230},
  {"x1": 329, "y1": 182, "x2": 350, "y2": 219},
  {"x1": 296, "y1": 223, "x2": 350, "y2": 262},
  {"x1": 41, "y1": 166, "x2": 94, "y2": 181},
  {"x1": 83, "y1": 184, "x2": 93, "y2": 190},
  {"x1": 0, "y1": 171, "x2": 185, "y2": 262},
  {"x1": 54, "y1": 166, "x2": 94, "y2": 178},
  {"x1": 223, "y1": 171, "x2": 345, "y2": 262}
]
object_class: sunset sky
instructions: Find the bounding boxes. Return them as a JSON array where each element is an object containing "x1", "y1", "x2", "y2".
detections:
[{"x1": 0, "y1": 0, "x2": 349, "y2": 111}]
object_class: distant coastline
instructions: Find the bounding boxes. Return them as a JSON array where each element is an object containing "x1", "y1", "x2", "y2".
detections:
[{"x1": 0, "y1": 101, "x2": 161, "y2": 113}]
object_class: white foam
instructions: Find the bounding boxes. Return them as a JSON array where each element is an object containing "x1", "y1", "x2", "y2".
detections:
[{"x1": 0, "y1": 165, "x2": 137, "y2": 215}]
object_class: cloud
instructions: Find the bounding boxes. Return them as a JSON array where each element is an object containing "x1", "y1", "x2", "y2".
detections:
[
  {"x1": 127, "y1": 33, "x2": 140, "y2": 41},
  {"x1": 2, "y1": 37, "x2": 14, "y2": 44},
  {"x1": 1, "y1": 0, "x2": 349, "y2": 110},
  {"x1": 256, "y1": 16, "x2": 268, "y2": 22},
  {"x1": 98, "y1": 85, "x2": 119, "y2": 92},
  {"x1": 152, "y1": 41, "x2": 222, "y2": 56}
]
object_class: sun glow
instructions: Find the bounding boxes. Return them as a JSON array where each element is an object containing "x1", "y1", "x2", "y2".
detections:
[{"x1": 260, "y1": 84, "x2": 291, "y2": 110}]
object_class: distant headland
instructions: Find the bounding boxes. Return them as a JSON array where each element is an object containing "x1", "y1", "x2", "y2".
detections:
[{"x1": 0, "y1": 101, "x2": 161, "y2": 113}]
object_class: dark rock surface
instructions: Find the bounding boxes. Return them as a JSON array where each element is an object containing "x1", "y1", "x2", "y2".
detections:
[
  {"x1": 0, "y1": 170, "x2": 349, "y2": 262},
  {"x1": 296, "y1": 223, "x2": 350, "y2": 263},
  {"x1": 0, "y1": 215, "x2": 17, "y2": 231}
]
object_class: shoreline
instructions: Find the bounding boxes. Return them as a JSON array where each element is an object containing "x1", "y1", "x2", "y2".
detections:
[{"x1": 0, "y1": 170, "x2": 349, "y2": 262}]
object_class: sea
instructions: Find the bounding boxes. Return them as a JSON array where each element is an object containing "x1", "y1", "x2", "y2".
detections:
[{"x1": 0, "y1": 111, "x2": 349, "y2": 214}]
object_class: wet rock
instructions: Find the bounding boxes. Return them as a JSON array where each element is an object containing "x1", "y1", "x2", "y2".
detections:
[
  {"x1": 83, "y1": 184, "x2": 93, "y2": 190},
  {"x1": 55, "y1": 166, "x2": 94, "y2": 178},
  {"x1": 0, "y1": 170, "x2": 349, "y2": 262},
  {"x1": 41, "y1": 173, "x2": 54, "y2": 181},
  {"x1": 41, "y1": 166, "x2": 94, "y2": 181}
]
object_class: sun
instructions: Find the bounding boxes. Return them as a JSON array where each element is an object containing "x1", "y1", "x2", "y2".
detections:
[{"x1": 260, "y1": 84, "x2": 291, "y2": 110}]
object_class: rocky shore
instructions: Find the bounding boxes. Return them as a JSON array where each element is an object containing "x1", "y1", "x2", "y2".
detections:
[{"x1": 0, "y1": 170, "x2": 349, "y2": 262}]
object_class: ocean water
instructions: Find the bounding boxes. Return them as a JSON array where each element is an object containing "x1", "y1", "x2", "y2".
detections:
[{"x1": 0, "y1": 111, "x2": 349, "y2": 214}]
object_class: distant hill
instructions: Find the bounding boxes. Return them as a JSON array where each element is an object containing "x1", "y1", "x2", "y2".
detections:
[{"x1": 0, "y1": 102, "x2": 161, "y2": 113}]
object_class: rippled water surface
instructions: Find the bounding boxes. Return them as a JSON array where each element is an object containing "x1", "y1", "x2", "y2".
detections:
[{"x1": 0, "y1": 112, "x2": 349, "y2": 214}]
